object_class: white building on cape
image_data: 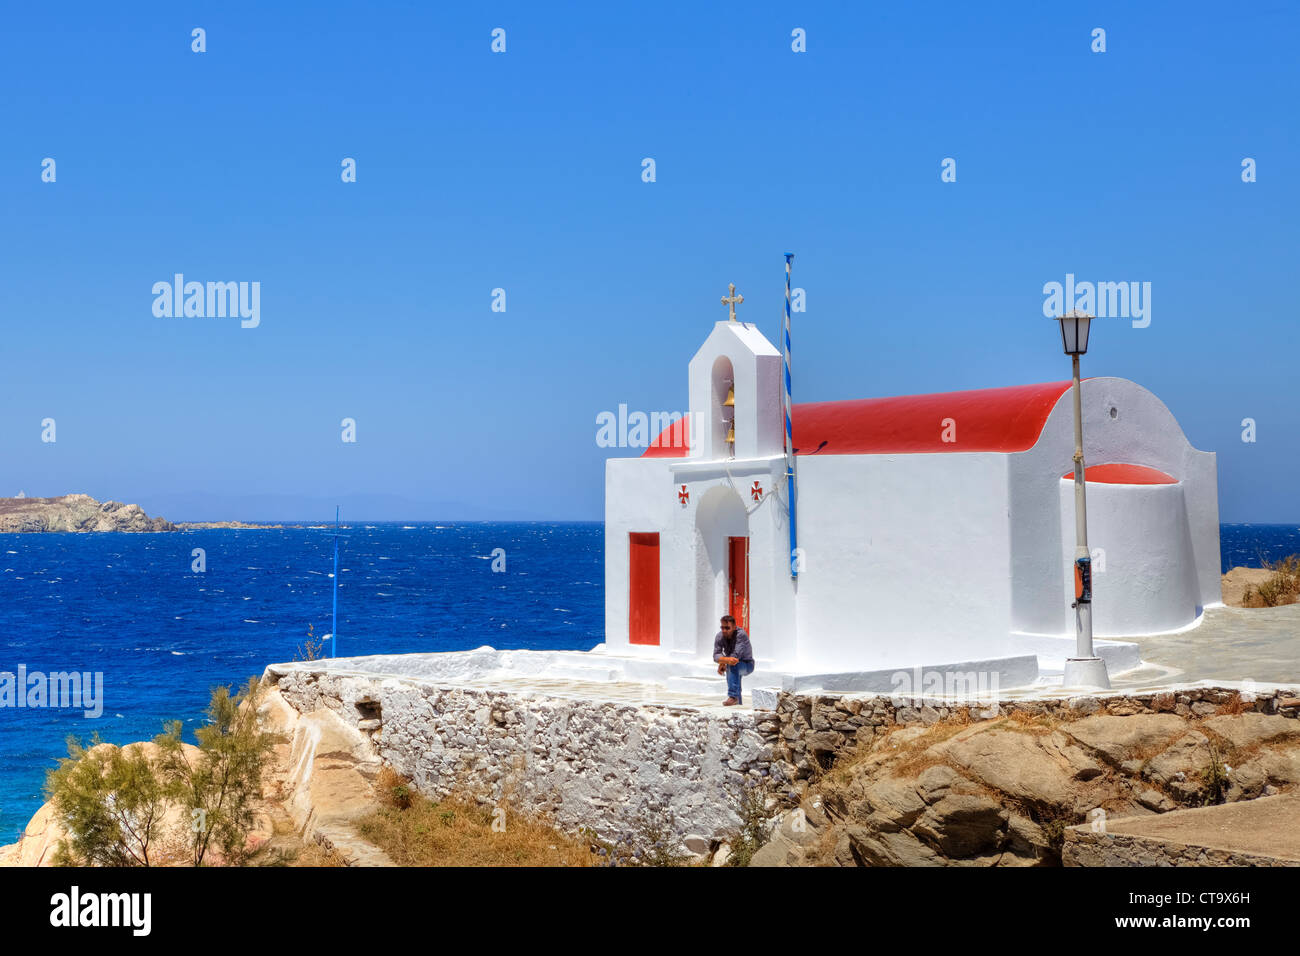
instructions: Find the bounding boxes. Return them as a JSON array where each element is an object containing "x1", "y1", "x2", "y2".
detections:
[{"x1": 603, "y1": 311, "x2": 1222, "y2": 692}]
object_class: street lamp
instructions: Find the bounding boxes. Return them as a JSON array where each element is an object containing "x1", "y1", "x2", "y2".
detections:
[{"x1": 1054, "y1": 309, "x2": 1110, "y2": 690}]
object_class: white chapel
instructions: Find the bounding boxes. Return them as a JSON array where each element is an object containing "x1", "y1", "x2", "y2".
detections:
[{"x1": 602, "y1": 302, "x2": 1222, "y2": 692}]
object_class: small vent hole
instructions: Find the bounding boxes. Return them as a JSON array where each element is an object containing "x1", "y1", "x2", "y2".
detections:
[{"x1": 356, "y1": 699, "x2": 382, "y2": 721}]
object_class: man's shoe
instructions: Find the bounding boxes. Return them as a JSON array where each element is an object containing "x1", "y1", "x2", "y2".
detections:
[{"x1": 722, "y1": 697, "x2": 739, "y2": 706}]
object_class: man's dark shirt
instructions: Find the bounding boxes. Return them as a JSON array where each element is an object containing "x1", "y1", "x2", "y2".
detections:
[{"x1": 713, "y1": 628, "x2": 754, "y2": 664}]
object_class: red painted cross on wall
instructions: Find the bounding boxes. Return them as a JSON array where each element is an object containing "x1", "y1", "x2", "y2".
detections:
[
  {"x1": 678, "y1": 484, "x2": 690, "y2": 505},
  {"x1": 750, "y1": 481, "x2": 763, "y2": 501}
]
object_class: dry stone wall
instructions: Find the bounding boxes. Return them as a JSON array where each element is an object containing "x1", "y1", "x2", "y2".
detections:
[
  {"x1": 1062, "y1": 828, "x2": 1295, "y2": 866},
  {"x1": 269, "y1": 667, "x2": 773, "y2": 842}
]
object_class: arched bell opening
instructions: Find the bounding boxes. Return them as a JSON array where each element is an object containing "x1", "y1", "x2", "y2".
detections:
[{"x1": 711, "y1": 355, "x2": 735, "y2": 459}]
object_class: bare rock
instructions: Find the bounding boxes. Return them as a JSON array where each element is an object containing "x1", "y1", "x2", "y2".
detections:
[
  {"x1": 1143, "y1": 732, "x2": 1213, "y2": 802},
  {"x1": 1060, "y1": 713, "x2": 1187, "y2": 767},
  {"x1": 934, "y1": 726, "x2": 1077, "y2": 810},
  {"x1": 1202, "y1": 714, "x2": 1300, "y2": 751},
  {"x1": 683, "y1": 833, "x2": 709, "y2": 854},
  {"x1": 0, "y1": 494, "x2": 176, "y2": 533},
  {"x1": 1227, "y1": 749, "x2": 1300, "y2": 801},
  {"x1": 911, "y1": 792, "x2": 1007, "y2": 858},
  {"x1": 844, "y1": 822, "x2": 943, "y2": 867},
  {"x1": 748, "y1": 808, "x2": 822, "y2": 866},
  {"x1": 1003, "y1": 813, "x2": 1053, "y2": 865},
  {"x1": 1137, "y1": 788, "x2": 1176, "y2": 812}
]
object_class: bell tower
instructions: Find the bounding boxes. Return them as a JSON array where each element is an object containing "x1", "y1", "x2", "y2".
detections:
[{"x1": 688, "y1": 284, "x2": 783, "y2": 461}]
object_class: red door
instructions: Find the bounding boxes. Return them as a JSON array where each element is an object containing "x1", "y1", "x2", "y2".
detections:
[
  {"x1": 728, "y1": 536, "x2": 749, "y2": 631},
  {"x1": 629, "y1": 533, "x2": 660, "y2": 646}
]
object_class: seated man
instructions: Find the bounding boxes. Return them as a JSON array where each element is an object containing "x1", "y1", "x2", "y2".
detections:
[{"x1": 713, "y1": 614, "x2": 755, "y2": 706}]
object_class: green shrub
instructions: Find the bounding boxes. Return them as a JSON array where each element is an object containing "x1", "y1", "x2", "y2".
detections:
[
  {"x1": 154, "y1": 677, "x2": 279, "y2": 866},
  {"x1": 44, "y1": 736, "x2": 170, "y2": 866}
]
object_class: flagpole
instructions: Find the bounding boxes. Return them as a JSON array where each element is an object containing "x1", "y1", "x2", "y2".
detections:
[
  {"x1": 783, "y1": 253, "x2": 798, "y2": 579},
  {"x1": 331, "y1": 505, "x2": 340, "y2": 658}
]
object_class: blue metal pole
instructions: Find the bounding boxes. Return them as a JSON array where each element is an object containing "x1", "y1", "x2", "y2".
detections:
[
  {"x1": 332, "y1": 505, "x2": 339, "y2": 658},
  {"x1": 783, "y1": 253, "x2": 798, "y2": 578}
]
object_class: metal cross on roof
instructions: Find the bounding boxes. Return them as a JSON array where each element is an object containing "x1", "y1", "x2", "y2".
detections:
[{"x1": 721, "y1": 282, "x2": 744, "y2": 322}]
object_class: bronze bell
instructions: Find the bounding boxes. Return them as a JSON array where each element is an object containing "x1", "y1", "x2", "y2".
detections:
[
  {"x1": 723, "y1": 386, "x2": 735, "y2": 408},
  {"x1": 726, "y1": 424, "x2": 736, "y2": 444}
]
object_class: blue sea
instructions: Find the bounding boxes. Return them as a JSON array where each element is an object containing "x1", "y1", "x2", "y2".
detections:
[
  {"x1": 0, "y1": 522, "x2": 602, "y2": 842},
  {"x1": 1, "y1": 521, "x2": 1297, "y2": 842},
  {"x1": 1219, "y1": 524, "x2": 1300, "y2": 573}
]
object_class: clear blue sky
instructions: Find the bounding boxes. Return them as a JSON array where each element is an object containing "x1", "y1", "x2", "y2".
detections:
[{"x1": 2, "y1": 1, "x2": 1295, "y2": 521}]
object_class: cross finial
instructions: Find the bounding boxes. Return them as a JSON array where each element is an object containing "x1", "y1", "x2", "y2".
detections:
[{"x1": 721, "y1": 282, "x2": 744, "y2": 322}]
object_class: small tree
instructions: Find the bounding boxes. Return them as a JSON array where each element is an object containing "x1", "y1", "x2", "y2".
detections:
[
  {"x1": 45, "y1": 735, "x2": 170, "y2": 867},
  {"x1": 154, "y1": 677, "x2": 278, "y2": 866}
]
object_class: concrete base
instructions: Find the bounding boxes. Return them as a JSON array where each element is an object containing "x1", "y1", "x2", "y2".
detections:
[
  {"x1": 1011, "y1": 632, "x2": 1142, "y2": 675},
  {"x1": 265, "y1": 645, "x2": 1050, "y2": 704},
  {"x1": 1063, "y1": 657, "x2": 1111, "y2": 690},
  {"x1": 781, "y1": 655, "x2": 1040, "y2": 697}
]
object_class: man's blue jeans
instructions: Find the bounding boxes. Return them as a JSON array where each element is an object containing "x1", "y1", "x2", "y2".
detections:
[{"x1": 725, "y1": 660, "x2": 755, "y2": 702}]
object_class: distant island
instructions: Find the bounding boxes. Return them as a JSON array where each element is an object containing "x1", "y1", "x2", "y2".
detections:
[{"x1": 0, "y1": 495, "x2": 285, "y2": 532}]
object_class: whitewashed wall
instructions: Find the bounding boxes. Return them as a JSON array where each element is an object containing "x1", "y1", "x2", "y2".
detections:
[
  {"x1": 1057, "y1": 479, "x2": 1201, "y2": 635},
  {"x1": 604, "y1": 456, "x2": 676, "y2": 657},
  {"x1": 687, "y1": 321, "x2": 783, "y2": 461},
  {"x1": 605, "y1": 454, "x2": 796, "y2": 667},
  {"x1": 1010, "y1": 377, "x2": 1220, "y2": 637},
  {"x1": 792, "y1": 453, "x2": 1015, "y2": 672},
  {"x1": 666, "y1": 456, "x2": 794, "y2": 665}
]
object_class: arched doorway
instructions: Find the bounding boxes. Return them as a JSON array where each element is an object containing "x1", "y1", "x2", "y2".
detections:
[{"x1": 694, "y1": 484, "x2": 749, "y2": 656}]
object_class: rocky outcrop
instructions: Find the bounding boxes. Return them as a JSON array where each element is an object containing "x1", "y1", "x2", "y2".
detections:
[
  {"x1": 0, "y1": 802, "x2": 64, "y2": 867},
  {"x1": 1221, "y1": 567, "x2": 1275, "y2": 607},
  {"x1": 777, "y1": 694, "x2": 1300, "y2": 867},
  {"x1": 0, "y1": 494, "x2": 175, "y2": 532},
  {"x1": 0, "y1": 690, "x2": 390, "y2": 867},
  {"x1": 761, "y1": 686, "x2": 1300, "y2": 790},
  {"x1": 258, "y1": 686, "x2": 394, "y2": 865}
]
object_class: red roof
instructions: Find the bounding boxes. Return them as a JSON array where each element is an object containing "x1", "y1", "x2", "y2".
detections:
[
  {"x1": 1063, "y1": 464, "x2": 1176, "y2": 485},
  {"x1": 643, "y1": 381, "x2": 1076, "y2": 457}
]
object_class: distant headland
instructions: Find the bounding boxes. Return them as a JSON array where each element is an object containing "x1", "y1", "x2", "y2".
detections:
[{"x1": 0, "y1": 494, "x2": 285, "y2": 532}]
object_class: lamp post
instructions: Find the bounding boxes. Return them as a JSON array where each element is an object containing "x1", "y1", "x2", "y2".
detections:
[{"x1": 1054, "y1": 309, "x2": 1110, "y2": 690}]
